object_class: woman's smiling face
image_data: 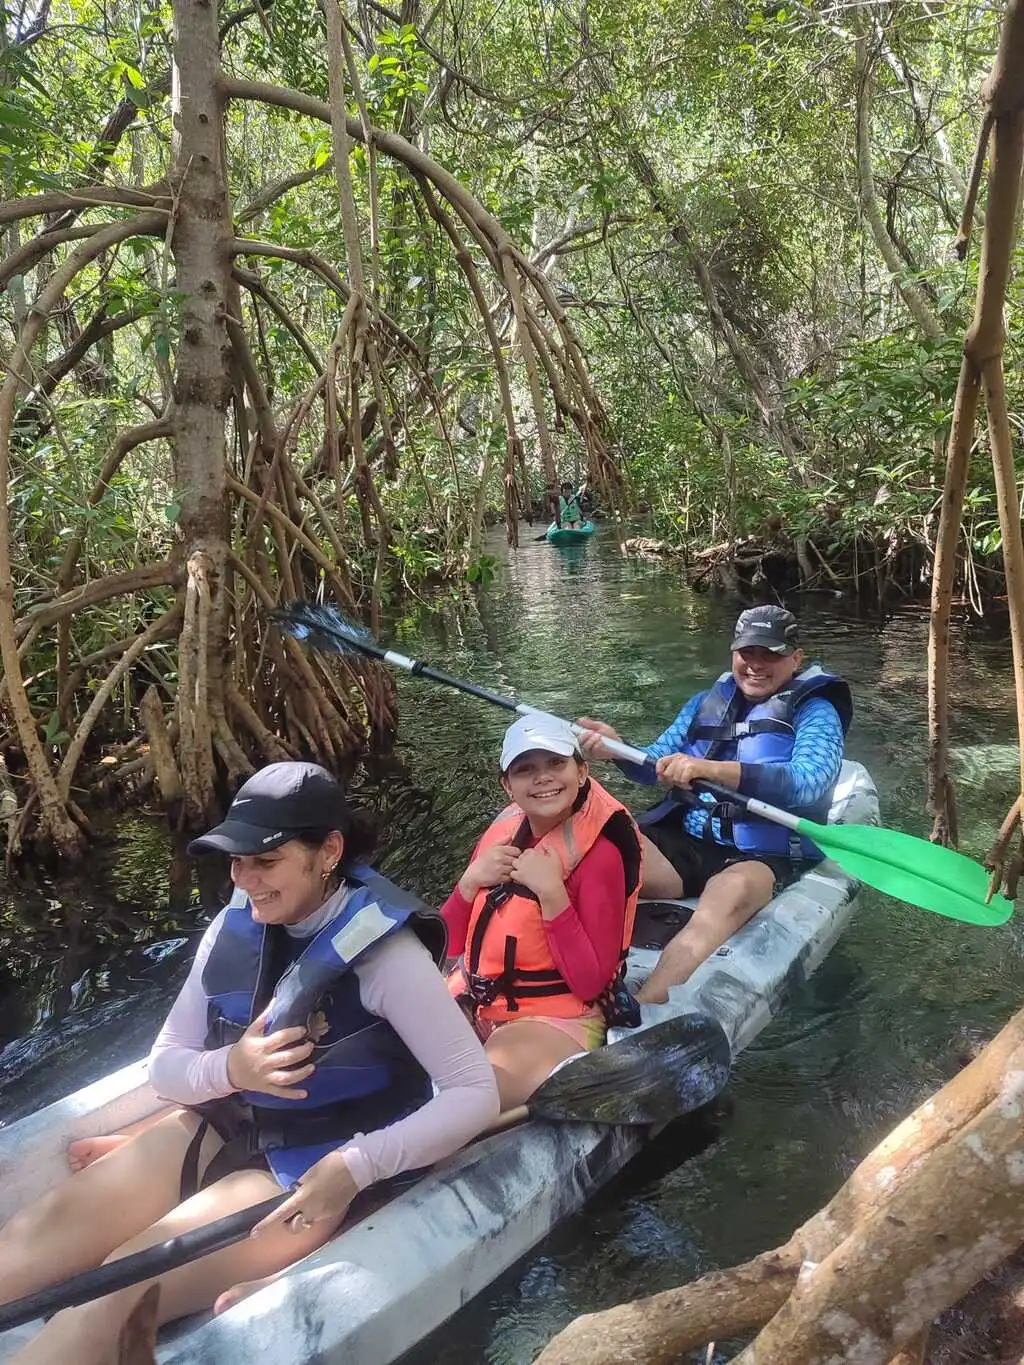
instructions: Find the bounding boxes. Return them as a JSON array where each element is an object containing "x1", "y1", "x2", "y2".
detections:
[
  {"x1": 229, "y1": 830, "x2": 344, "y2": 924},
  {"x1": 501, "y1": 750, "x2": 587, "y2": 832}
]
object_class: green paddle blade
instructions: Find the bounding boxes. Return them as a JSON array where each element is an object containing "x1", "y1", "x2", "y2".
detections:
[
  {"x1": 527, "y1": 1012, "x2": 731, "y2": 1125},
  {"x1": 797, "y1": 818, "x2": 1014, "y2": 927}
]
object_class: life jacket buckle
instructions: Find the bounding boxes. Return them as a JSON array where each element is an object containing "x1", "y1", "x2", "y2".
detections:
[{"x1": 465, "y1": 972, "x2": 500, "y2": 1006}]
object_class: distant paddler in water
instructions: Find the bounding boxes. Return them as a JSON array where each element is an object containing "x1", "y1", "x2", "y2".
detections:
[
  {"x1": 443, "y1": 715, "x2": 643, "y2": 1110},
  {"x1": 0, "y1": 762, "x2": 498, "y2": 1361},
  {"x1": 578, "y1": 605, "x2": 852, "y2": 1004},
  {"x1": 558, "y1": 481, "x2": 584, "y2": 528}
]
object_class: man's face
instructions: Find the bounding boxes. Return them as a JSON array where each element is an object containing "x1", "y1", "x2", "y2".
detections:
[{"x1": 731, "y1": 645, "x2": 804, "y2": 701}]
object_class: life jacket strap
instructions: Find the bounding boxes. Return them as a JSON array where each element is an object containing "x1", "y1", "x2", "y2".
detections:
[
  {"x1": 702, "y1": 799, "x2": 739, "y2": 844},
  {"x1": 501, "y1": 934, "x2": 520, "y2": 1012},
  {"x1": 690, "y1": 717, "x2": 794, "y2": 742}
]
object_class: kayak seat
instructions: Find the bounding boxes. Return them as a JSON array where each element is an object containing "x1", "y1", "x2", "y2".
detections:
[{"x1": 631, "y1": 900, "x2": 696, "y2": 950}]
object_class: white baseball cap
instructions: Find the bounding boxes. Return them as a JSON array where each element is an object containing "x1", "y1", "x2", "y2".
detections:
[{"x1": 500, "y1": 715, "x2": 581, "y2": 773}]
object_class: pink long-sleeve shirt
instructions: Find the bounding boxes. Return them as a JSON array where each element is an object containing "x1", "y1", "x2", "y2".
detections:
[
  {"x1": 148, "y1": 891, "x2": 499, "y2": 1192},
  {"x1": 441, "y1": 832, "x2": 627, "y2": 1003}
]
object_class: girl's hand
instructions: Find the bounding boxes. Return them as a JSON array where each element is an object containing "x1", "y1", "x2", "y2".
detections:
[
  {"x1": 457, "y1": 841, "x2": 519, "y2": 900},
  {"x1": 252, "y1": 1149, "x2": 359, "y2": 1237},
  {"x1": 226, "y1": 1005, "x2": 316, "y2": 1099},
  {"x1": 575, "y1": 717, "x2": 621, "y2": 761},
  {"x1": 511, "y1": 845, "x2": 565, "y2": 901}
]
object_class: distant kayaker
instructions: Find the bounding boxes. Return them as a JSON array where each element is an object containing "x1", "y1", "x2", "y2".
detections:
[
  {"x1": 0, "y1": 762, "x2": 498, "y2": 1358},
  {"x1": 577, "y1": 605, "x2": 851, "y2": 1005},
  {"x1": 443, "y1": 715, "x2": 642, "y2": 1109},
  {"x1": 559, "y1": 481, "x2": 584, "y2": 527}
]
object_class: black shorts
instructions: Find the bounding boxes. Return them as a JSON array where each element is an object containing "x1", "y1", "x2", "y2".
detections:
[{"x1": 642, "y1": 818, "x2": 796, "y2": 897}]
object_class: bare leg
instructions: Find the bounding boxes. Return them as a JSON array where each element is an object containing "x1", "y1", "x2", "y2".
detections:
[
  {"x1": 484, "y1": 1020, "x2": 583, "y2": 1110},
  {"x1": 638, "y1": 833, "x2": 685, "y2": 899},
  {"x1": 67, "y1": 1106, "x2": 177, "y2": 1172},
  {"x1": 10, "y1": 1168, "x2": 337, "y2": 1365},
  {"x1": 214, "y1": 1272, "x2": 285, "y2": 1316},
  {"x1": 0, "y1": 1108, "x2": 220, "y2": 1304},
  {"x1": 637, "y1": 860, "x2": 776, "y2": 1005}
]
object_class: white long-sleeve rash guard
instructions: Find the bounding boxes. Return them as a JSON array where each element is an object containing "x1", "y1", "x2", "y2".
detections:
[{"x1": 148, "y1": 891, "x2": 499, "y2": 1191}]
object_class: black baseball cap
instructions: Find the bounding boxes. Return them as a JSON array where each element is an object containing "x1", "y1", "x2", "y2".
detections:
[
  {"x1": 188, "y1": 761, "x2": 352, "y2": 856},
  {"x1": 730, "y1": 605, "x2": 800, "y2": 655}
]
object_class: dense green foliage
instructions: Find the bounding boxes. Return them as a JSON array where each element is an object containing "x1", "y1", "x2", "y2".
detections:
[{"x1": 0, "y1": 0, "x2": 1015, "y2": 779}]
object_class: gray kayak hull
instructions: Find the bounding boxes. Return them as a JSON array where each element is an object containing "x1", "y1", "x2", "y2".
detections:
[{"x1": 0, "y1": 759, "x2": 879, "y2": 1365}]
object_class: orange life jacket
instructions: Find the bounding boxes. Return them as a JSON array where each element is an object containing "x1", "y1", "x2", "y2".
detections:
[{"x1": 448, "y1": 778, "x2": 642, "y2": 1022}]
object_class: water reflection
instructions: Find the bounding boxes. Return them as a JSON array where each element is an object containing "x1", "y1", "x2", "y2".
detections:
[{"x1": 0, "y1": 525, "x2": 1021, "y2": 1363}]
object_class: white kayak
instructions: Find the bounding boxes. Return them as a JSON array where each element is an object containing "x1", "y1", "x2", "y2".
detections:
[{"x1": 0, "y1": 760, "x2": 879, "y2": 1365}]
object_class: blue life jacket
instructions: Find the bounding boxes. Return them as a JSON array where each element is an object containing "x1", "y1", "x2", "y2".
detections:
[
  {"x1": 196, "y1": 863, "x2": 447, "y2": 1187},
  {"x1": 642, "y1": 665, "x2": 852, "y2": 861}
]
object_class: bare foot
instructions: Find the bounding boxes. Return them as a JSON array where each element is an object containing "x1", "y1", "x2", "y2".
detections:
[
  {"x1": 214, "y1": 1273, "x2": 282, "y2": 1315},
  {"x1": 67, "y1": 1133, "x2": 132, "y2": 1173}
]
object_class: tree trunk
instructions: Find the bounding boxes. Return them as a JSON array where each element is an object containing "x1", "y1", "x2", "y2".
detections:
[
  {"x1": 854, "y1": 27, "x2": 943, "y2": 341},
  {"x1": 733, "y1": 1070, "x2": 1024, "y2": 1364},
  {"x1": 169, "y1": 0, "x2": 235, "y2": 823},
  {"x1": 535, "y1": 1005, "x2": 1024, "y2": 1365},
  {"x1": 926, "y1": 0, "x2": 1024, "y2": 853}
]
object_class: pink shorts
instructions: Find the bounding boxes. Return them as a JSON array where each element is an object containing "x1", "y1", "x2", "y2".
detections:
[{"x1": 474, "y1": 1012, "x2": 606, "y2": 1052}]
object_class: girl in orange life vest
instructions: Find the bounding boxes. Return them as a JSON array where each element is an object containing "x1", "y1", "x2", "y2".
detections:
[{"x1": 442, "y1": 716, "x2": 642, "y2": 1110}]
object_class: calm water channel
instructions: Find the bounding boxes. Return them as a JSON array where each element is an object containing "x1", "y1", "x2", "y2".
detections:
[{"x1": 1, "y1": 526, "x2": 1021, "y2": 1361}]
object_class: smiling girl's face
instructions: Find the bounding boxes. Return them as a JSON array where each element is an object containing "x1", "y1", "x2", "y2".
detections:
[
  {"x1": 229, "y1": 831, "x2": 344, "y2": 924},
  {"x1": 501, "y1": 750, "x2": 587, "y2": 834}
]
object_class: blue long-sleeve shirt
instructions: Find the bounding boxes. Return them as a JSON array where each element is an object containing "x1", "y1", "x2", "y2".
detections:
[{"x1": 617, "y1": 692, "x2": 846, "y2": 844}]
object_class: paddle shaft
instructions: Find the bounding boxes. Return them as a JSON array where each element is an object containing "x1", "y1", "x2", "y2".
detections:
[
  {"x1": 2, "y1": 1009, "x2": 729, "y2": 1329},
  {"x1": 696, "y1": 780, "x2": 803, "y2": 832},
  {"x1": 364, "y1": 642, "x2": 655, "y2": 773},
  {"x1": 0, "y1": 1193, "x2": 288, "y2": 1332},
  {"x1": 279, "y1": 607, "x2": 1009, "y2": 919}
]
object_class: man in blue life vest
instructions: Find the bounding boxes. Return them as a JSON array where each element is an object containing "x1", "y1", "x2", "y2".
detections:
[{"x1": 578, "y1": 605, "x2": 851, "y2": 1004}]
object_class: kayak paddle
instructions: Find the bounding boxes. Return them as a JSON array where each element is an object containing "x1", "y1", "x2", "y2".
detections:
[
  {"x1": 269, "y1": 601, "x2": 654, "y2": 772},
  {"x1": 0, "y1": 1192, "x2": 289, "y2": 1332},
  {"x1": 695, "y1": 780, "x2": 1014, "y2": 928},
  {"x1": 488, "y1": 1009, "x2": 731, "y2": 1132},
  {"x1": 0, "y1": 1014, "x2": 728, "y2": 1331},
  {"x1": 271, "y1": 600, "x2": 1015, "y2": 928}
]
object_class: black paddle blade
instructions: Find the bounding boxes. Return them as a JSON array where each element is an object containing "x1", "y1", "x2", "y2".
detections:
[
  {"x1": 269, "y1": 601, "x2": 378, "y2": 660},
  {"x1": 529, "y1": 1012, "x2": 731, "y2": 1126}
]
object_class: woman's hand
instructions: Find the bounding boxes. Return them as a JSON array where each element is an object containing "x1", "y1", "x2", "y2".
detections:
[
  {"x1": 575, "y1": 717, "x2": 621, "y2": 760},
  {"x1": 512, "y1": 846, "x2": 566, "y2": 905},
  {"x1": 252, "y1": 1149, "x2": 359, "y2": 1236},
  {"x1": 457, "y1": 841, "x2": 519, "y2": 900},
  {"x1": 656, "y1": 754, "x2": 712, "y2": 789},
  {"x1": 226, "y1": 1005, "x2": 316, "y2": 1099}
]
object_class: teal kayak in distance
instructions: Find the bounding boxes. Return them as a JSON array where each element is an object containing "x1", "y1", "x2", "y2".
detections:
[{"x1": 545, "y1": 520, "x2": 596, "y2": 545}]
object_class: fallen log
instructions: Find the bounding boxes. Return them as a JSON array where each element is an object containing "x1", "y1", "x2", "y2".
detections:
[{"x1": 534, "y1": 1007, "x2": 1024, "y2": 1365}]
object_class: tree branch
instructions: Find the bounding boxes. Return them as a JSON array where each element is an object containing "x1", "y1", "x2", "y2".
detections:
[
  {"x1": 55, "y1": 414, "x2": 173, "y2": 594},
  {"x1": 235, "y1": 164, "x2": 329, "y2": 224},
  {"x1": 56, "y1": 604, "x2": 183, "y2": 799},
  {"x1": 232, "y1": 266, "x2": 325, "y2": 372},
  {"x1": 15, "y1": 562, "x2": 181, "y2": 641},
  {"x1": 0, "y1": 223, "x2": 100, "y2": 288},
  {"x1": 0, "y1": 184, "x2": 171, "y2": 227}
]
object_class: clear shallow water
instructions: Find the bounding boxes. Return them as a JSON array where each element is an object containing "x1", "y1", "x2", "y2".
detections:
[{"x1": 1, "y1": 526, "x2": 1021, "y2": 1360}]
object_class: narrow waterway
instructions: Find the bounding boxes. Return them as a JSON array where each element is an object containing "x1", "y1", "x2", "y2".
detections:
[{"x1": 1, "y1": 527, "x2": 1021, "y2": 1361}]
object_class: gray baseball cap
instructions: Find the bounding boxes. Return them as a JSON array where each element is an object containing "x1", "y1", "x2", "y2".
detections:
[{"x1": 730, "y1": 605, "x2": 800, "y2": 655}]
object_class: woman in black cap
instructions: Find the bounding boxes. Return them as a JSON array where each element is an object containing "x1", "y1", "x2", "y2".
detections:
[{"x1": 0, "y1": 762, "x2": 498, "y2": 1360}]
